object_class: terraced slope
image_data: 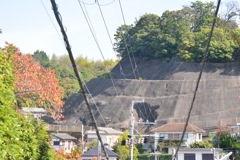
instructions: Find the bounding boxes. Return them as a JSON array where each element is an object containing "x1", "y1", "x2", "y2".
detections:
[{"x1": 63, "y1": 58, "x2": 240, "y2": 132}]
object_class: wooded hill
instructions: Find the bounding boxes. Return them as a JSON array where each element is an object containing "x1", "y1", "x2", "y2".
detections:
[
  {"x1": 61, "y1": 1, "x2": 240, "y2": 132},
  {"x1": 114, "y1": 1, "x2": 240, "y2": 63},
  {"x1": 62, "y1": 57, "x2": 240, "y2": 132}
]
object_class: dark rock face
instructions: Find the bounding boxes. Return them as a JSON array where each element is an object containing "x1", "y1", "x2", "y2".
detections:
[{"x1": 63, "y1": 58, "x2": 240, "y2": 132}]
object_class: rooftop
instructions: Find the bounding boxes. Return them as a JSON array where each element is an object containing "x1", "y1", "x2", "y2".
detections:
[
  {"x1": 22, "y1": 107, "x2": 47, "y2": 113},
  {"x1": 81, "y1": 146, "x2": 120, "y2": 158},
  {"x1": 178, "y1": 148, "x2": 222, "y2": 152},
  {"x1": 151, "y1": 123, "x2": 205, "y2": 133},
  {"x1": 52, "y1": 133, "x2": 77, "y2": 140},
  {"x1": 86, "y1": 127, "x2": 123, "y2": 135}
]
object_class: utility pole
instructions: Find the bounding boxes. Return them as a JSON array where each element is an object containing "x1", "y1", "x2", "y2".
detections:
[
  {"x1": 82, "y1": 124, "x2": 85, "y2": 153},
  {"x1": 130, "y1": 100, "x2": 144, "y2": 160},
  {"x1": 97, "y1": 140, "x2": 101, "y2": 160},
  {"x1": 130, "y1": 100, "x2": 157, "y2": 160}
]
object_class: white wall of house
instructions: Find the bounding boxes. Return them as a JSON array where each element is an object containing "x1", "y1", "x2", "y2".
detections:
[
  {"x1": 177, "y1": 149, "x2": 222, "y2": 160},
  {"x1": 82, "y1": 157, "x2": 118, "y2": 160},
  {"x1": 51, "y1": 138, "x2": 76, "y2": 153},
  {"x1": 230, "y1": 123, "x2": 240, "y2": 136},
  {"x1": 87, "y1": 134, "x2": 120, "y2": 148},
  {"x1": 153, "y1": 131, "x2": 203, "y2": 152}
]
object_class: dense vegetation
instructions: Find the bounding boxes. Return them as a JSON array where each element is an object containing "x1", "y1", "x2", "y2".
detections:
[
  {"x1": 0, "y1": 44, "x2": 57, "y2": 159},
  {"x1": 189, "y1": 127, "x2": 240, "y2": 159},
  {"x1": 32, "y1": 50, "x2": 119, "y2": 100},
  {"x1": 0, "y1": 42, "x2": 118, "y2": 159},
  {"x1": 1, "y1": 1, "x2": 240, "y2": 159},
  {"x1": 114, "y1": 1, "x2": 240, "y2": 63}
]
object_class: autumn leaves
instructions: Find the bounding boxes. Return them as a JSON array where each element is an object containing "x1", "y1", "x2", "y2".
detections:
[{"x1": 5, "y1": 43, "x2": 64, "y2": 119}]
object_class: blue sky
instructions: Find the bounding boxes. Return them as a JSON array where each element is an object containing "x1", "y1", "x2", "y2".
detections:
[{"x1": 1, "y1": 0, "x2": 216, "y2": 61}]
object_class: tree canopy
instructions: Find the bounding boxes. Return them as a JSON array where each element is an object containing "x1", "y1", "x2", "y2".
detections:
[
  {"x1": 114, "y1": 1, "x2": 240, "y2": 63},
  {"x1": 12, "y1": 45, "x2": 64, "y2": 119},
  {"x1": 0, "y1": 43, "x2": 56, "y2": 159}
]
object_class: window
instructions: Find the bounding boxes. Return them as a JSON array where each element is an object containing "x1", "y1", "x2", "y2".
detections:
[
  {"x1": 179, "y1": 133, "x2": 188, "y2": 140},
  {"x1": 199, "y1": 134, "x2": 201, "y2": 140},
  {"x1": 162, "y1": 148, "x2": 168, "y2": 153},
  {"x1": 68, "y1": 141, "x2": 71, "y2": 150},
  {"x1": 159, "y1": 133, "x2": 167, "y2": 139},
  {"x1": 202, "y1": 154, "x2": 213, "y2": 160},
  {"x1": 168, "y1": 134, "x2": 179, "y2": 139},
  {"x1": 184, "y1": 153, "x2": 195, "y2": 160},
  {"x1": 53, "y1": 141, "x2": 60, "y2": 145}
]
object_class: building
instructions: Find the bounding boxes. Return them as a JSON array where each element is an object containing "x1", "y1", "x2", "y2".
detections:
[
  {"x1": 229, "y1": 123, "x2": 240, "y2": 136},
  {"x1": 51, "y1": 133, "x2": 77, "y2": 153},
  {"x1": 81, "y1": 146, "x2": 120, "y2": 160},
  {"x1": 176, "y1": 148, "x2": 223, "y2": 160},
  {"x1": 22, "y1": 107, "x2": 47, "y2": 120},
  {"x1": 151, "y1": 123, "x2": 205, "y2": 154},
  {"x1": 86, "y1": 127, "x2": 123, "y2": 150}
]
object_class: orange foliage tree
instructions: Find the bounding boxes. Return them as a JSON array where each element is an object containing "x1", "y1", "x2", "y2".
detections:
[
  {"x1": 8, "y1": 43, "x2": 64, "y2": 119},
  {"x1": 55, "y1": 147, "x2": 82, "y2": 160}
]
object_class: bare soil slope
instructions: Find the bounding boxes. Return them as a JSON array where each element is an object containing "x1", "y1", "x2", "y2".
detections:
[{"x1": 63, "y1": 58, "x2": 240, "y2": 131}]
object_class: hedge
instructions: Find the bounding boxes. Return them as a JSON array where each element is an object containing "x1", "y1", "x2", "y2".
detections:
[{"x1": 137, "y1": 153, "x2": 172, "y2": 160}]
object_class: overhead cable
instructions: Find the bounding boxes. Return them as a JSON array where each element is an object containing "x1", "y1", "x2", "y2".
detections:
[
  {"x1": 40, "y1": 0, "x2": 63, "y2": 44},
  {"x1": 118, "y1": 0, "x2": 140, "y2": 79},
  {"x1": 49, "y1": 0, "x2": 109, "y2": 159},
  {"x1": 96, "y1": 0, "x2": 138, "y2": 79},
  {"x1": 80, "y1": 72, "x2": 107, "y2": 126},
  {"x1": 118, "y1": 0, "x2": 156, "y2": 124},
  {"x1": 173, "y1": 0, "x2": 222, "y2": 159}
]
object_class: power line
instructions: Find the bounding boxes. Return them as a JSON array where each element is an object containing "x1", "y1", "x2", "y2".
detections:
[
  {"x1": 79, "y1": 0, "x2": 116, "y2": 6},
  {"x1": 173, "y1": 0, "x2": 222, "y2": 159},
  {"x1": 49, "y1": 0, "x2": 109, "y2": 159},
  {"x1": 117, "y1": 0, "x2": 157, "y2": 124},
  {"x1": 82, "y1": 0, "x2": 158, "y2": 135},
  {"x1": 78, "y1": 0, "x2": 96, "y2": 5},
  {"x1": 96, "y1": 0, "x2": 138, "y2": 79},
  {"x1": 82, "y1": 0, "x2": 155, "y2": 127},
  {"x1": 40, "y1": 0, "x2": 63, "y2": 45},
  {"x1": 80, "y1": 72, "x2": 107, "y2": 126},
  {"x1": 77, "y1": 0, "x2": 128, "y2": 108},
  {"x1": 99, "y1": 0, "x2": 115, "y2": 6},
  {"x1": 118, "y1": 0, "x2": 140, "y2": 79},
  {"x1": 77, "y1": 0, "x2": 119, "y2": 94}
]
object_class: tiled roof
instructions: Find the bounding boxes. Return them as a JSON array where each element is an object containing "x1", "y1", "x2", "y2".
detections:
[
  {"x1": 81, "y1": 146, "x2": 120, "y2": 158},
  {"x1": 86, "y1": 127, "x2": 123, "y2": 135},
  {"x1": 22, "y1": 107, "x2": 47, "y2": 113},
  {"x1": 52, "y1": 133, "x2": 77, "y2": 140},
  {"x1": 179, "y1": 148, "x2": 222, "y2": 152},
  {"x1": 151, "y1": 123, "x2": 205, "y2": 133}
]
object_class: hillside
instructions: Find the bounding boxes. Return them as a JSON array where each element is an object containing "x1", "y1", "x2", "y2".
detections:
[{"x1": 62, "y1": 57, "x2": 240, "y2": 132}]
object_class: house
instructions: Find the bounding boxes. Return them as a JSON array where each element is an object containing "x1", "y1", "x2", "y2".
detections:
[
  {"x1": 51, "y1": 133, "x2": 77, "y2": 153},
  {"x1": 229, "y1": 123, "x2": 240, "y2": 136},
  {"x1": 86, "y1": 127, "x2": 123, "y2": 150},
  {"x1": 151, "y1": 123, "x2": 205, "y2": 154},
  {"x1": 22, "y1": 107, "x2": 47, "y2": 120},
  {"x1": 81, "y1": 146, "x2": 120, "y2": 160},
  {"x1": 176, "y1": 148, "x2": 223, "y2": 160}
]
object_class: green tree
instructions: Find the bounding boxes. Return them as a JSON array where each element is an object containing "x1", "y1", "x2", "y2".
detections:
[
  {"x1": 88, "y1": 140, "x2": 98, "y2": 150},
  {"x1": 33, "y1": 50, "x2": 50, "y2": 68},
  {"x1": 158, "y1": 139, "x2": 181, "y2": 150},
  {"x1": 0, "y1": 43, "x2": 56, "y2": 159},
  {"x1": 190, "y1": 140, "x2": 213, "y2": 148},
  {"x1": 113, "y1": 130, "x2": 139, "y2": 160},
  {"x1": 114, "y1": 1, "x2": 240, "y2": 63},
  {"x1": 49, "y1": 54, "x2": 118, "y2": 100},
  {"x1": 210, "y1": 124, "x2": 240, "y2": 159},
  {"x1": 188, "y1": 1, "x2": 215, "y2": 32}
]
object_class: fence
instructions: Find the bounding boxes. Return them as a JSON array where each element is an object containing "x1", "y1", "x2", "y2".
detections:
[{"x1": 47, "y1": 124, "x2": 82, "y2": 132}]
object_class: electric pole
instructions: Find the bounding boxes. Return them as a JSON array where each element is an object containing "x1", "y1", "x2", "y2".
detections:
[{"x1": 130, "y1": 100, "x2": 156, "y2": 160}]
